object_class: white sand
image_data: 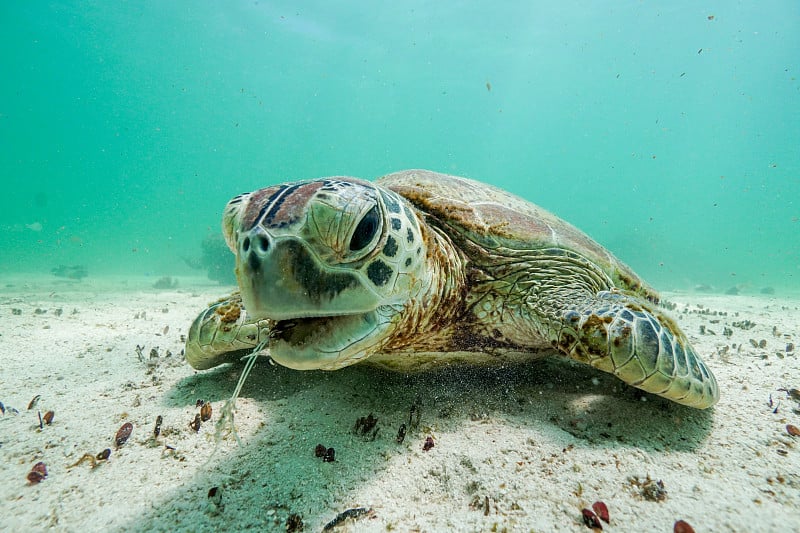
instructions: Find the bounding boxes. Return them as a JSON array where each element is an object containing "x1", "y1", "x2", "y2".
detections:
[{"x1": 1, "y1": 275, "x2": 798, "y2": 532}]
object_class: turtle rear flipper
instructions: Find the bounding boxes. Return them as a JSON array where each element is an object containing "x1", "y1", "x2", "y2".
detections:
[
  {"x1": 557, "y1": 291, "x2": 719, "y2": 409},
  {"x1": 185, "y1": 294, "x2": 271, "y2": 370}
]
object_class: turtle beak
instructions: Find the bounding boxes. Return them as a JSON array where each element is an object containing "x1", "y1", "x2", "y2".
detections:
[
  {"x1": 235, "y1": 227, "x2": 383, "y2": 320},
  {"x1": 235, "y1": 226, "x2": 274, "y2": 315}
]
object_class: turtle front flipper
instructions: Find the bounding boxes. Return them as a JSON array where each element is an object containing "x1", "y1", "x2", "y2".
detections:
[
  {"x1": 556, "y1": 291, "x2": 719, "y2": 409},
  {"x1": 185, "y1": 293, "x2": 272, "y2": 370}
]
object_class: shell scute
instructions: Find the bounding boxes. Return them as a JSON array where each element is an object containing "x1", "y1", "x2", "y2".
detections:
[{"x1": 378, "y1": 169, "x2": 654, "y2": 299}]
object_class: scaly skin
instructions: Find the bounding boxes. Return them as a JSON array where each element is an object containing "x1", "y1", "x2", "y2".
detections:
[
  {"x1": 185, "y1": 294, "x2": 271, "y2": 370},
  {"x1": 557, "y1": 290, "x2": 719, "y2": 408}
]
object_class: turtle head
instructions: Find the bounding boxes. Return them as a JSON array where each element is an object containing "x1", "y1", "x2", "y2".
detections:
[{"x1": 222, "y1": 178, "x2": 427, "y2": 370}]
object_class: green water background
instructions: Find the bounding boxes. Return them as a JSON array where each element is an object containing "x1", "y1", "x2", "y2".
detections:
[{"x1": 1, "y1": 1, "x2": 798, "y2": 292}]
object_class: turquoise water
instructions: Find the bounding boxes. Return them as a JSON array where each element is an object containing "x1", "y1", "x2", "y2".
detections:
[{"x1": 1, "y1": 1, "x2": 798, "y2": 292}]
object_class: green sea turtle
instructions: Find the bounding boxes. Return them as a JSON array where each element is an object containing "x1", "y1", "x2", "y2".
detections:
[{"x1": 186, "y1": 170, "x2": 719, "y2": 409}]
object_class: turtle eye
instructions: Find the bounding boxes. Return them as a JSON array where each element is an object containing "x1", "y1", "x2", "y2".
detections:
[{"x1": 349, "y1": 205, "x2": 380, "y2": 252}]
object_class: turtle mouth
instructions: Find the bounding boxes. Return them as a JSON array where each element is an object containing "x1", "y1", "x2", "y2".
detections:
[
  {"x1": 270, "y1": 314, "x2": 356, "y2": 346},
  {"x1": 264, "y1": 310, "x2": 383, "y2": 370}
]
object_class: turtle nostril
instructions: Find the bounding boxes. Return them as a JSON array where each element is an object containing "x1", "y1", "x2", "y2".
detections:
[
  {"x1": 257, "y1": 235, "x2": 269, "y2": 252},
  {"x1": 242, "y1": 237, "x2": 251, "y2": 252}
]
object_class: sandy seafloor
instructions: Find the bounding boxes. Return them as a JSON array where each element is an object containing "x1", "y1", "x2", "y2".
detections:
[{"x1": 0, "y1": 274, "x2": 798, "y2": 533}]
